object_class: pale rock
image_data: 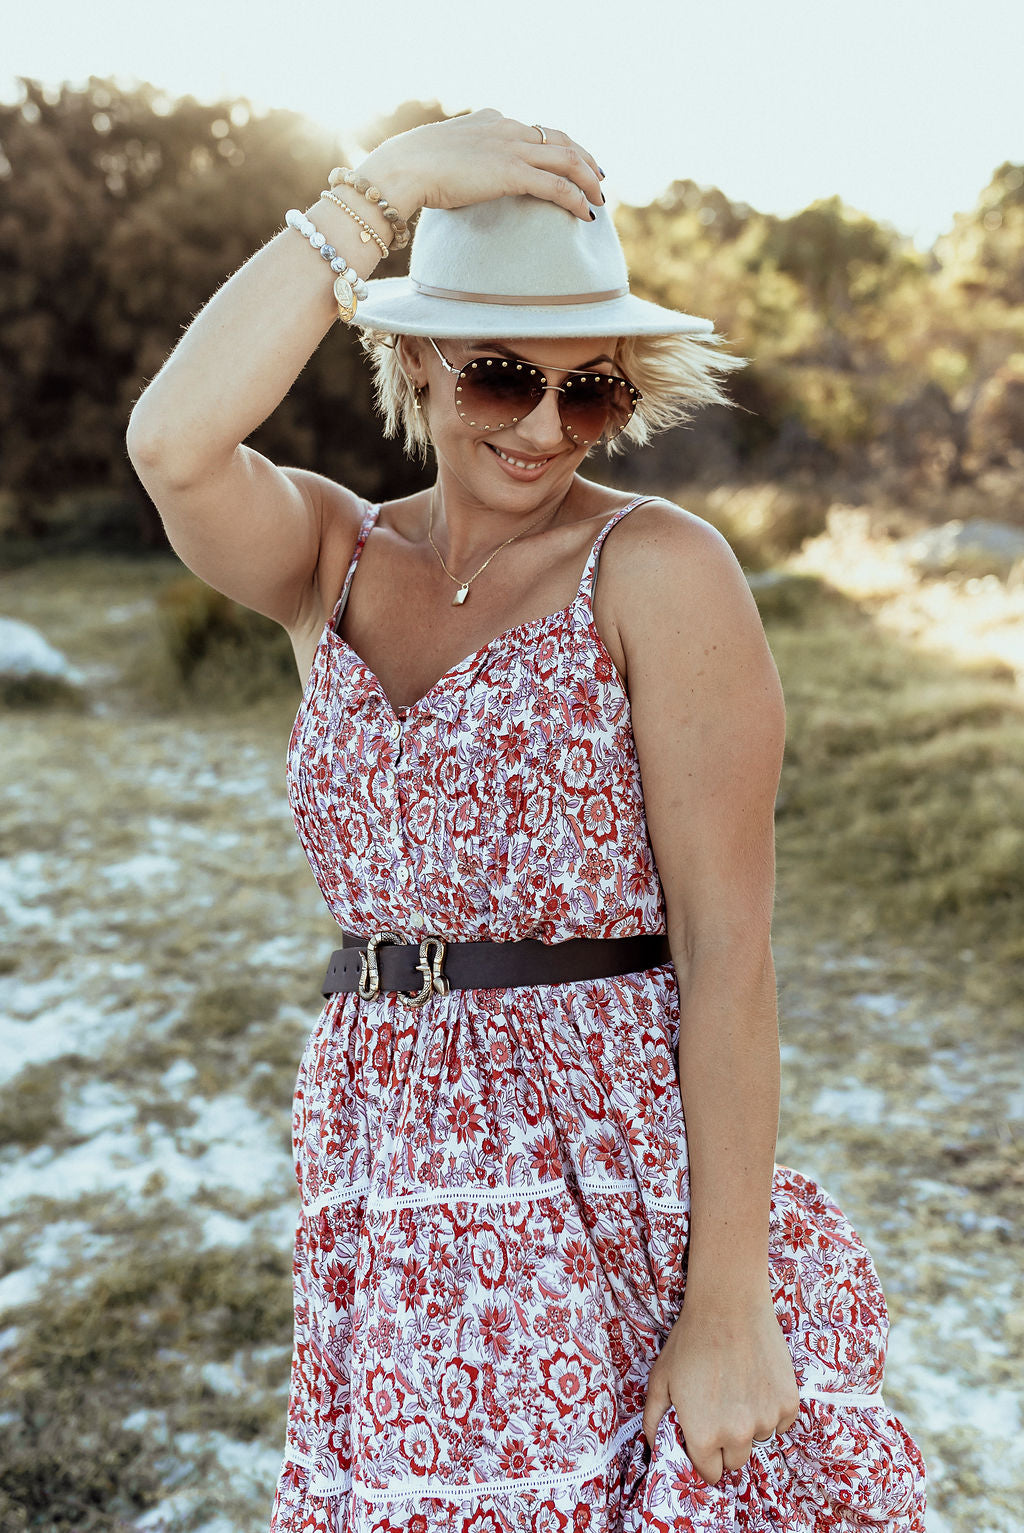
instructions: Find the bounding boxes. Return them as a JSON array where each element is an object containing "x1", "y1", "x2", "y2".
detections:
[
  {"x1": 0, "y1": 616, "x2": 83, "y2": 683},
  {"x1": 901, "y1": 519, "x2": 1024, "y2": 577}
]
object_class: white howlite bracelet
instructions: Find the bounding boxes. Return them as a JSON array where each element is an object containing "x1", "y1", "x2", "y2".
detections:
[{"x1": 284, "y1": 208, "x2": 369, "y2": 315}]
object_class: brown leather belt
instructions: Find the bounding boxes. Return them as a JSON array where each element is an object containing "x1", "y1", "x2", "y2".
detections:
[{"x1": 322, "y1": 930, "x2": 673, "y2": 1007}]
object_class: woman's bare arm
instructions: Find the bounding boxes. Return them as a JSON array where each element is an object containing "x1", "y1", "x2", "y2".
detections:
[
  {"x1": 125, "y1": 110, "x2": 604, "y2": 632},
  {"x1": 125, "y1": 194, "x2": 402, "y2": 631},
  {"x1": 602, "y1": 502, "x2": 799, "y2": 1483}
]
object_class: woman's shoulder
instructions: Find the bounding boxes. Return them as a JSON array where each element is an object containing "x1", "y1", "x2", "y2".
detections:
[
  {"x1": 585, "y1": 491, "x2": 763, "y2": 695},
  {"x1": 597, "y1": 493, "x2": 781, "y2": 729},
  {"x1": 599, "y1": 492, "x2": 748, "y2": 601}
]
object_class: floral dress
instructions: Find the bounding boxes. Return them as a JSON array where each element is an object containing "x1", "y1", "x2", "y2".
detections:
[{"x1": 272, "y1": 495, "x2": 927, "y2": 1532}]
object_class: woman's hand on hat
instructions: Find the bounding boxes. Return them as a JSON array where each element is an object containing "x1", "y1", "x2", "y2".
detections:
[{"x1": 358, "y1": 108, "x2": 605, "y2": 224}]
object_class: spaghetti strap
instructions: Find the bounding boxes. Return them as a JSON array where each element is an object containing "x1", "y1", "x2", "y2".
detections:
[
  {"x1": 578, "y1": 494, "x2": 660, "y2": 612},
  {"x1": 331, "y1": 501, "x2": 381, "y2": 633}
]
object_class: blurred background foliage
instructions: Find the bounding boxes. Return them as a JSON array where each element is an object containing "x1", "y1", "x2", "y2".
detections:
[
  {"x1": 0, "y1": 78, "x2": 427, "y2": 554},
  {"x1": 0, "y1": 76, "x2": 1022, "y2": 557},
  {"x1": 614, "y1": 169, "x2": 1024, "y2": 507}
]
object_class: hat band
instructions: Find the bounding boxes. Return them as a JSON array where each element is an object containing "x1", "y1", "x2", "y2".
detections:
[{"x1": 411, "y1": 279, "x2": 630, "y2": 307}]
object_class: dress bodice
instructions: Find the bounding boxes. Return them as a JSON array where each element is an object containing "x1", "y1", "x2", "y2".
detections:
[{"x1": 285, "y1": 496, "x2": 666, "y2": 944}]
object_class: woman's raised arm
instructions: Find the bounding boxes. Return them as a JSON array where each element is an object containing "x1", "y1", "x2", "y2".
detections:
[{"x1": 125, "y1": 110, "x2": 604, "y2": 631}]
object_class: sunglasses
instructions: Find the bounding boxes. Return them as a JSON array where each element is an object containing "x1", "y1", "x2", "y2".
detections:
[{"x1": 428, "y1": 338, "x2": 641, "y2": 446}]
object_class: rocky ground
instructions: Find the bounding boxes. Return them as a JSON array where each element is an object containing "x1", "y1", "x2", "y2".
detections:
[{"x1": 1, "y1": 544, "x2": 1021, "y2": 1532}]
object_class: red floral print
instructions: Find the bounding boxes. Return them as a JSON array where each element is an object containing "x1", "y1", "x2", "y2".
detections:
[{"x1": 274, "y1": 499, "x2": 926, "y2": 1531}]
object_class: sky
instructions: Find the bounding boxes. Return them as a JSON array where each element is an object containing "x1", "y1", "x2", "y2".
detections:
[{"x1": 4, "y1": 0, "x2": 1023, "y2": 248}]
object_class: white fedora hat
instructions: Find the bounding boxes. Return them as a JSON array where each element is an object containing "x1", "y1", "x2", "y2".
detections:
[{"x1": 350, "y1": 195, "x2": 714, "y2": 339}]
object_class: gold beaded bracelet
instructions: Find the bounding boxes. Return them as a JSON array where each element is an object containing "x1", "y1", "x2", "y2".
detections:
[
  {"x1": 319, "y1": 191, "x2": 391, "y2": 258},
  {"x1": 328, "y1": 166, "x2": 413, "y2": 250}
]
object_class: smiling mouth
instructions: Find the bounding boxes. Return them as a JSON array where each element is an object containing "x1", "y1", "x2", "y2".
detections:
[{"x1": 488, "y1": 445, "x2": 556, "y2": 469}]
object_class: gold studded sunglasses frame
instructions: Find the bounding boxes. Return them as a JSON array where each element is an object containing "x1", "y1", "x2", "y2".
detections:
[{"x1": 427, "y1": 338, "x2": 641, "y2": 446}]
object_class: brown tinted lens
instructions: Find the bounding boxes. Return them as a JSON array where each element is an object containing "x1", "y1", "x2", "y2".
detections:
[
  {"x1": 455, "y1": 358, "x2": 545, "y2": 428},
  {"x1": 561, "y1": 374, "x2": 637, "y2": 444}
]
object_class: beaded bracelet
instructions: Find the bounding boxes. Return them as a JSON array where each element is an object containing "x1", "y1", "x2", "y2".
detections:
[
  {"x1": 284, "y1": 208, "x2": 368, "y2": 323},
  {"x1": 319, "y1": 191, "x2": 391, "y2": 259},
  {"x1": 328, "y1": 166, "x2": 413, "y2": 250}
]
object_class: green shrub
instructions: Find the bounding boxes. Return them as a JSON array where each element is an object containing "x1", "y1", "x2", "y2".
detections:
[
  {"x1": 139, "y1": 576, "x2": 299, "y2": 708},
  {"x1": 747, "y1": 569, "x2": 840, "y2": 624},
  {"x1": 30, "y1": 488, "x2": 163, "y2": 554},
  {"x1": 697, "y1": 482, "x2": 830, "y2": 568},
  {"x1": 0, "y1": 673, "x2": 86, "y2": 710}
]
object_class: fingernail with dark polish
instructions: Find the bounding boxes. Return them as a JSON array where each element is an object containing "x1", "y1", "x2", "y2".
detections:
[
  {"x1": 598, "y1": 165, "x2": 606, "y2": 178},
  {"x1": 600, "y1": 191, "x2": 606, "y2": 203},
  {"x1": 589, "y1": 209, "x2": 596, "y2": 220}
]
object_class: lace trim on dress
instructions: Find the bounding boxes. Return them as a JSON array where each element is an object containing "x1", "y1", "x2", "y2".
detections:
[
  {"x1": 318, "y1": 1409, "x2": 646, "y2": 1502},
  {"x1": 798, "y1": 1385, "x2": 887, "y2": 1407},
  {"x1": 301, "y1": 1174, "x2": 691, "y2": 1219},
  {"x1": 283, "y1": 1390, "x2": 891, "y2": 1504}
]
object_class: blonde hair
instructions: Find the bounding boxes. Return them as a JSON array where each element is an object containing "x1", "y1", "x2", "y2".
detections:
[{"x1": 357, "y1": 328, "x2": 746, "y2": 463}]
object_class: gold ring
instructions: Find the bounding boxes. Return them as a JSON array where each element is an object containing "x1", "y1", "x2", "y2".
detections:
[{"x1": 532, "y1": 123, "x2": 548, "y2": 146}]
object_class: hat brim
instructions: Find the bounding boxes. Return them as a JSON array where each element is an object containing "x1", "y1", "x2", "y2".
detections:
[{"x1": 349, "y1": 277, "x2": 715, "y2": 339}]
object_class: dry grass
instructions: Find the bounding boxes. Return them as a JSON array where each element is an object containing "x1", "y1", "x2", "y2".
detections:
[
  {"x1": 1, "y1": 1228, "x2": 291, "y2": 1532},
  {"x1": 766, "y1": 598, "x2": 1024, "y2": 980},
  {"x1": 762, "y1": 507, "x2": 1024, "y2": 989},
  {"x1": 0, "y1": 1063, "x2": 71, "y2": 1150}
]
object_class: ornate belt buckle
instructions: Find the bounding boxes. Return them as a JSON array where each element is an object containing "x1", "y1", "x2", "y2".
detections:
[
  {"x1": 356, "y1": 930, "x2": 403, "y2": 1001},
  {"x1": 399, "y1": 935, "x2": 450, "y2": 1009}
]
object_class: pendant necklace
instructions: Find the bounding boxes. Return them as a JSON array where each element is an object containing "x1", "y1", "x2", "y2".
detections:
[{"x1": 427, "y1": 485, "x2": 561, "y2": 606}]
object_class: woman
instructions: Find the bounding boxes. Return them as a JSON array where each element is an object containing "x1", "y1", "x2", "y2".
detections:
[{"x1": 127, "y1": 110, "x2": 926, "y2": 1532}]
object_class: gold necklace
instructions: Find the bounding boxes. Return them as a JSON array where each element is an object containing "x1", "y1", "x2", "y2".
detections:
[{"x1": 427, "y1": 486, "x2": 560, "y2": 606}]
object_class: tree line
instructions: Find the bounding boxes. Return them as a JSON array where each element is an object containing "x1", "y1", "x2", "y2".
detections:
[{"x1": 0, "y1": 78, "x2": 1021, "y2": 553}]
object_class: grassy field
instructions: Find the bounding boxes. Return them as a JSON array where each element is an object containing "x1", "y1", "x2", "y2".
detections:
[{"x1": 1, "y1": 529, "x2": 1022, "y2": 1532}]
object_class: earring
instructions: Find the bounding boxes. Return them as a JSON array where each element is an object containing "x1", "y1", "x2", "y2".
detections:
[{"x1": 413, "y1": 385, "x2": 426, "y2": 413}]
